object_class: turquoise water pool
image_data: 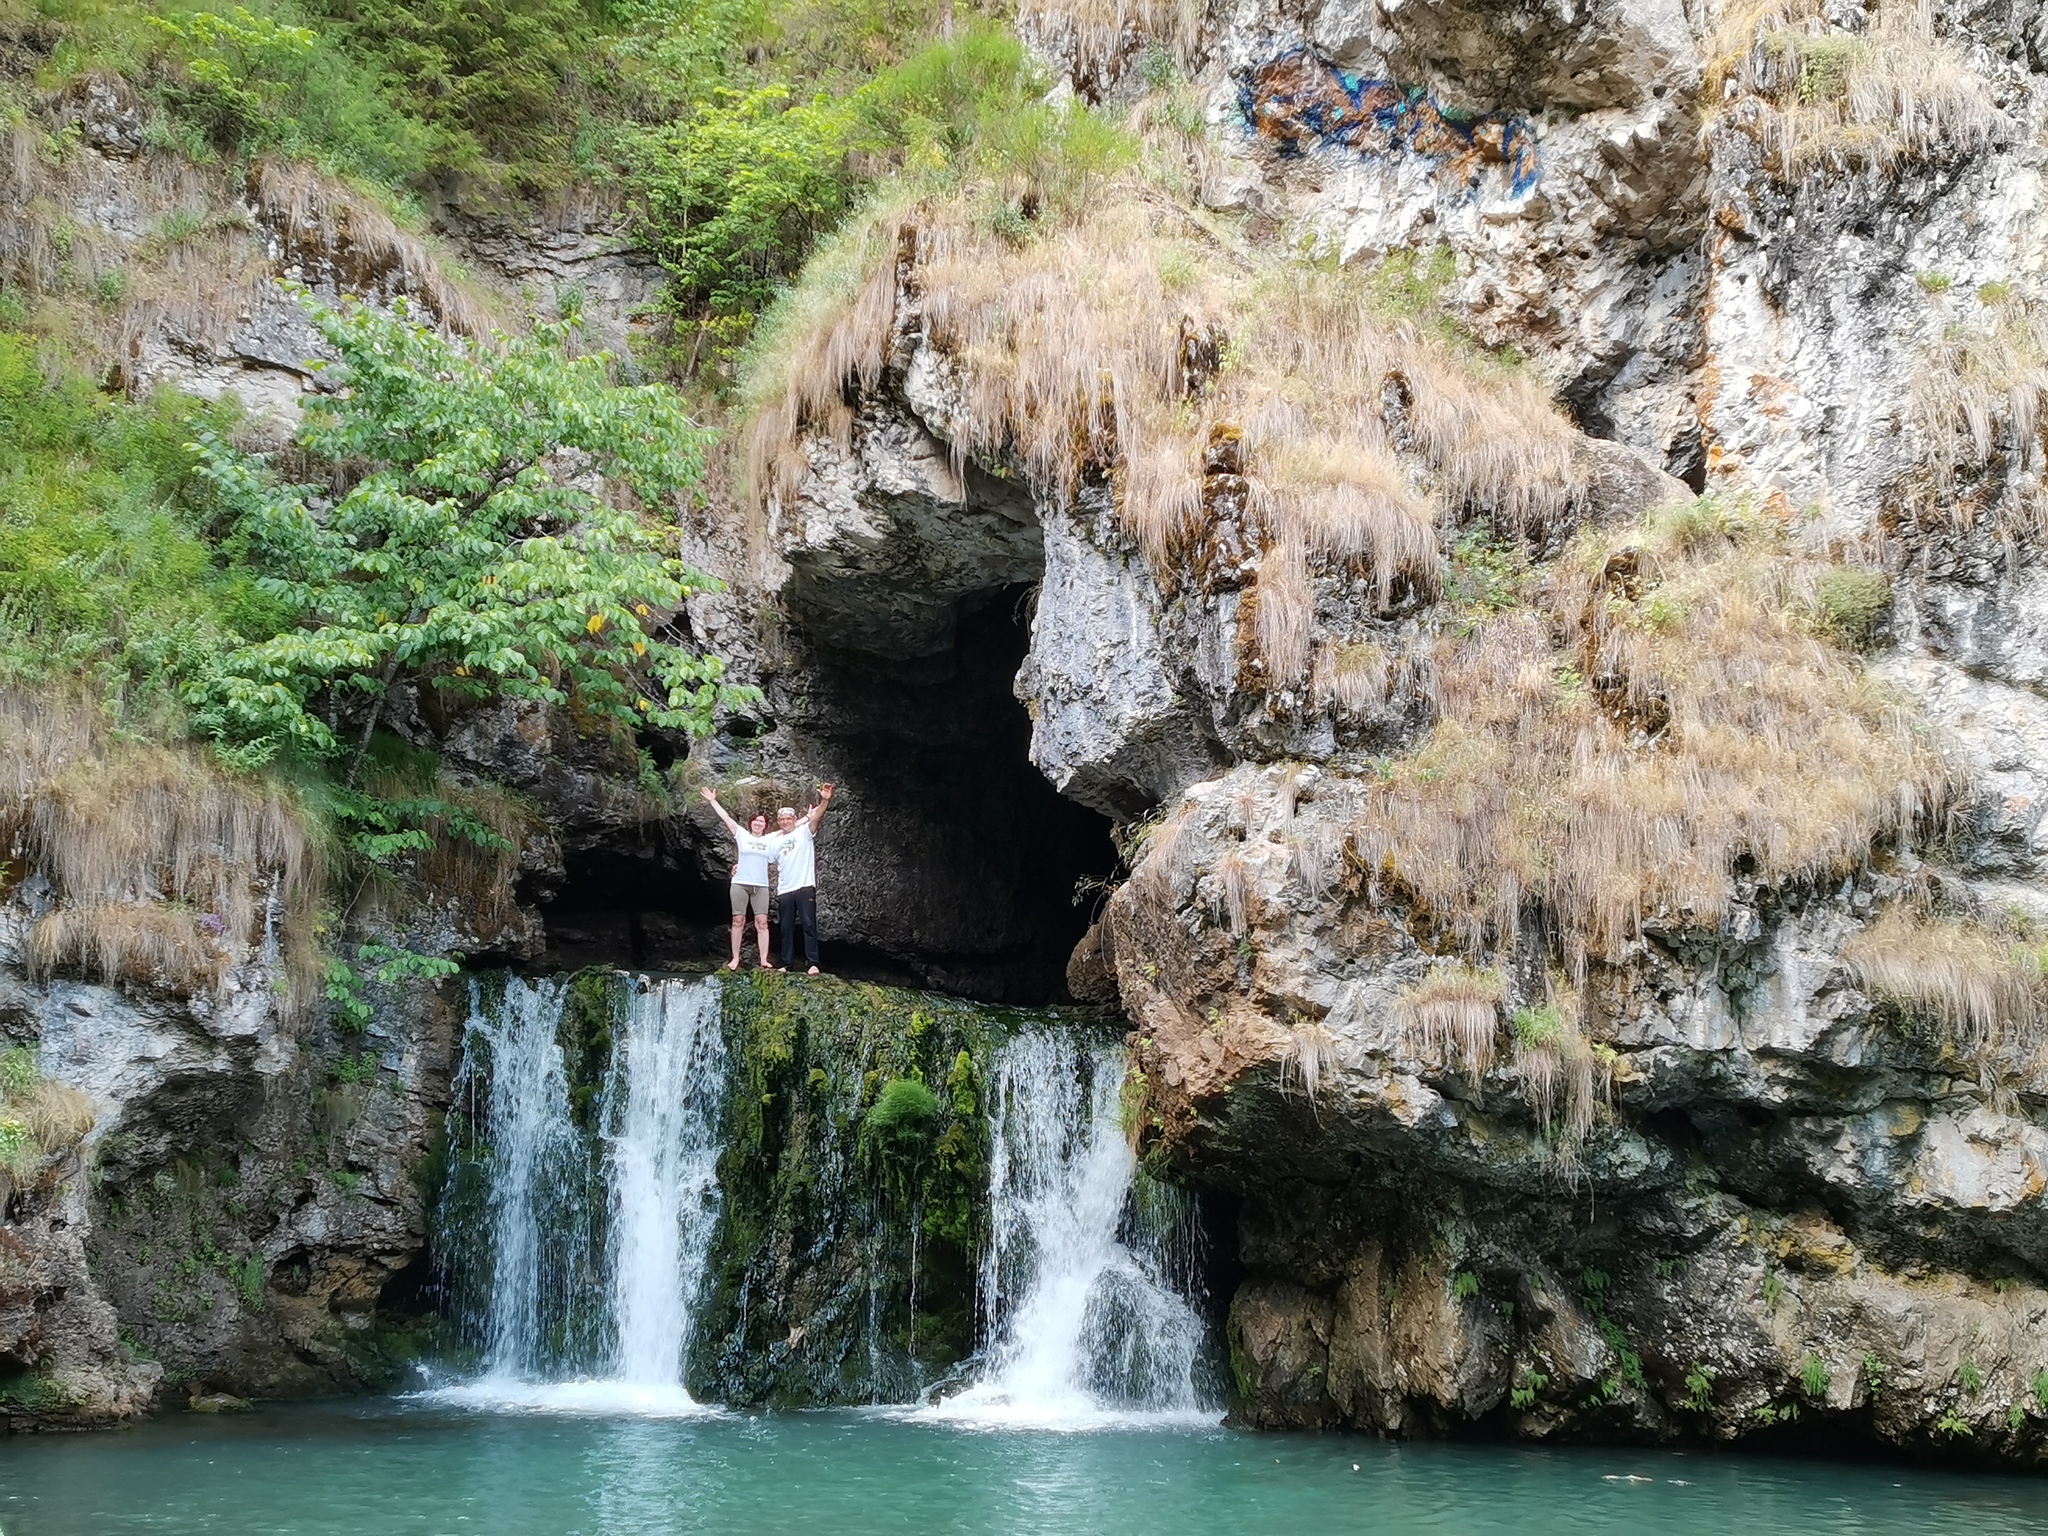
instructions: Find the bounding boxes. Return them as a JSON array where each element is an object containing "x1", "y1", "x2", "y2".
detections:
[{"x1": 2, "y1": 1398, "x2": 2042, "y2": 1535}]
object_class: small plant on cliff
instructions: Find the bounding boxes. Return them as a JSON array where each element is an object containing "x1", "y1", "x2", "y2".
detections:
[
  {"x1": 2031, "y1": 1368, "x2": 2048, "y2": 1412},
  {"x1": 0, "y1": 1049, "x2": 34, "y2": 1097},
  {"x1": 1800, "y1": 1352, "x2": 1831, "y2": 1400},
  {"x1": 1685, "y1": 1361, "x2": 1717, "y2": 1412},
  {"x1": 1452, "y1": 1270, "x2": 1481, "y2": 1301},
  {"x1": 1762, "y1": 1268, "x2": 1786, "y2": 1308},
  {"x1": 1864, "y1": 1352, "x2": 1889, "y2": 1393},
  {"x1": 1509, "y1": 1367, "x2": 1549, "y2": 1411},
  {"x1": 1958, "y1": 1359, "x2": 1986, "y2": 1396},
  {"x1": 1935, "y1": 1408, "x2": 1974, "y2": 1438},
  {"x1": 1812, "y1": 564, "x2": 1891, "y2": 648},
  {"x1": 0, "y1": 1118, "x2": 36, "y2": 1181},
  {"x1": 185, "y1": 295, "x2": 753, "y2": 777},
  {"x1": 862, "y1": 1077, "x2": 941, "y2": 1190}
]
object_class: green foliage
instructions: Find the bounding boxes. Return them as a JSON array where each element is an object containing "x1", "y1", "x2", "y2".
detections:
[
  {"x1": 0, "y1": 333, "x2": 279, "y2": 697},
  {"x1": 1958, "y1": 1358, "x2": 1985, "y2": 1396},
  {"x1": 327, "y1": 1050, "x2": 379, "y2": 1084},
  {"x1": 230, "y1": 1253, "x2": 264, "y2": 1305},
  {"x1": 621, "y1": 26, "x2": 1132, "y2": 364},
  {"x1": 1451, "y1": 1269, "x2": 1480, "y2": 1301},
  {"x1": 1916, "y1": 270, "x2": 1954, "y2": 294},
  {"x1": 0, "y1": 1048, "x2": 36, "y2": 1097},
  {"x1": 1444, "y1": 529, "x2": 1529, "y2": 630},
  {"x1": 1762, "y1": 1268, "x2": 1786, "y2": 1308},
  {"x1": 1793, "y1": 35, "x2": 1866, "y2": 103},
  {"x1": 2031, "y1": 1367, "x2": 2048, "y2": 1412},
  {"x1": 1684, "y1": 1361, "x2": 1717, "y2": 1412},
  {"x1": 1813, "y1": 564, "x2": 1891, "y2": 647},
  {"x1": 143, "y1": 3, "x2": 437, "y2": 192},
  {"x1": 299, "y1": 0, "x2": 601, "y2": 194},
  {"x1": 1935, "y1": 1408, "x2": 1974, "y2": 1437},
  {"x1": 1800, "y1": 1351, "x2": 1831, "y2": 1400},
  {"x1": 325, "y1": 942, "x2": 463, "y2": 1031},
  {"x1": 1512, "y1": 1004, "x2": 1565, "y2": 1049},
  {"x1": 1864, "y1": 1351, "x2": 1889, "y2": 1393},
  {"x1": 1509, "y1": 1367, "x2": 1549, "y2": 1411},
  {"x1": 0, "y1": 1117, "x2": 35, "y2": 1179},
  {"x1": 186, "y1": 296, "x2": 746, "y2": 769}
]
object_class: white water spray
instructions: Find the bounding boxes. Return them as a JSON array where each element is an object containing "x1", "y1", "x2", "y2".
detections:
[{"x1": 925, "y1": 1029, "x2": 1212, "y2": 1429}]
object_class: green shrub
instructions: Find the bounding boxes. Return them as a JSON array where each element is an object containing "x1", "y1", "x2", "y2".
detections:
[
  {"x1": 1818, "y1": 565, "x2": 1892, "y2": 651},
  {"x1": 1685, "y1": 1361, "x2": 1716, "y2": 1412},
  {"x1": 0, "y1": 1048, "x2": 36, "y2": 1097},
  {"x1": 1512, "y1": 1004, "x2": 1565, "y2": 1049},
  {"x1": 0, "y1": 333, "x2": 277, "y2": 698},
  {"x1": 861, "y1": 1076, "x2": 939, "y2": 1167},
  {"x1": 1800, "y1": 1351, "x2": 1830, "y2": 1399}
]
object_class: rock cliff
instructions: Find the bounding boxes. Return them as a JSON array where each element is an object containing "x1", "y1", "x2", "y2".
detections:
[
  {"x1": 725, "y1": 0, "x2": 2048, "y2": 1460},
  {"x1": 7, "y1": 0, "x2": 2048, "y2": 1466}
]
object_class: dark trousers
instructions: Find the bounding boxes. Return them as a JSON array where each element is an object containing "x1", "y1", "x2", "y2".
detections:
[{"x1": 777, "y1": 885, "x2": 819, "y2": 968}]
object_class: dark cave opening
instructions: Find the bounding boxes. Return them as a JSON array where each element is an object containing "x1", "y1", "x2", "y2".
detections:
[{"x1": 527, "y1": 583, "x2": 1118, "y2": 1004}]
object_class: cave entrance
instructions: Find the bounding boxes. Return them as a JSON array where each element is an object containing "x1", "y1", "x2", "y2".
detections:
[
  {"x1": 527, "y1": 580, "x2": 1116, "y2": 1004},
  {"x1": 780, "y1": 581, "x2": 1118, "y2": 1002}
]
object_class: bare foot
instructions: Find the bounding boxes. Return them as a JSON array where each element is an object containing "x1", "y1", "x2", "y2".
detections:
[
  {"x1": 724, "y1": 961, "x2": 739, "y2": 971},
  {"x1": 756, "y1": 962, "x2": 775, "y2": 971},
  {"x1": 807, "y1": 966, "x2": 820, "y2": 976}
]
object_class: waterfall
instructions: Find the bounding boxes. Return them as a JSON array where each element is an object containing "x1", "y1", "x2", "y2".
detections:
[
  {"x1": 924, "y1": 1028, "x2": 1213, "y2": 1429},
  {"x1": 429, "y1": 975, "x2": 726, "y2": 1416},
  {"x1": 607, "y1": 979, "x2": 727, "y2": 1388}
]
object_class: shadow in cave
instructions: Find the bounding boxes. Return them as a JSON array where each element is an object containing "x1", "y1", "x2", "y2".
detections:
[{"x1": 525, "y1": 584, "x2": 1118, "y2": 1003}]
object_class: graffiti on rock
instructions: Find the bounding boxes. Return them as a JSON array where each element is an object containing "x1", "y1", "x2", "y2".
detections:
[{"x1": 1241, "y1": 51, "x2": 1541, "y2": 198}]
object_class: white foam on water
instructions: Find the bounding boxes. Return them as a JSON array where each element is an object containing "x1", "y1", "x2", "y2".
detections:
[
  {"x1": 919, "y1": 1029, "x2": 1219, "y2": 1433},
  {"x1": 417, "y1": 1377, "x2": 718, "y2": 1419}
]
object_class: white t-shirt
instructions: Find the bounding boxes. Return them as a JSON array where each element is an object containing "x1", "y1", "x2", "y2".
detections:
[
  {"x1": 733, "y1": 831, "x2": 776, "y2": 887},
  {"x1": 774, "y1": 823, "x2": 816, "y2": 891}
]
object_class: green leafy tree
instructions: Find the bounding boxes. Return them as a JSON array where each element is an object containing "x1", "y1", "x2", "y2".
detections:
[{"x1": 185, "y1": 296, "x2": 748, "y2": 774}]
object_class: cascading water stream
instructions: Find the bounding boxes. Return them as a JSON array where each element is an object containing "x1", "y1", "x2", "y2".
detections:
[
  {"x1": 607, "y1": 979, "x2": 727, "y2": 1391},
  {"x1": 430, "y1": 974, "x2": 726, "y2": 1415},
  {"x1": 925, "y1": 1029, "x2": 1213, "y2": 1428}
]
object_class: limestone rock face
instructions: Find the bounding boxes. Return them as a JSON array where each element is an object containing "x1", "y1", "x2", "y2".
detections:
[
  {"x1": 726, "y1": 0, "x2": 2048, "y2": 1464},
  {"x1": 0, "y1": 901, "x2": 464, "y2": 1425}
]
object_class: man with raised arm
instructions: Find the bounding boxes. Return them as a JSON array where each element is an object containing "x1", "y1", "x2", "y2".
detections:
[
  {"x1": 772, "y1": 784, "x2": 834, "y2": 975},
  {"x1": 699, "y1": 786, "x2": 778, "y2": 971}
]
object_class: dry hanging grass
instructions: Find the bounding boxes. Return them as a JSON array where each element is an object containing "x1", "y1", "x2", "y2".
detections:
[
  {"x1": 1844, "y1": 907, "x2": 2048, "y2": 1093},
  {"x1": 1509, "y1": 994, "x2": 1609, "y2": 1149},
  {"x1": 1279, "y1": 1019, "x2": 1338, "y2": 1102},
  {"x1": 0, "y1": 689, "x2": 322, "y2": 1011},
  {"x1": 251, "y1": 162, "x2": 498, "y2": 339},
  {"x1": 1348, "y1": 500, "x2": 1948, "y2": 971},
  {"x1": 1018, "y1": 0, "x2": 1207, "y2": 84},
  {"x1": 1904, "y1": 290, "x2": 2048, "y2": 534},
  {"x1": 1705, "y1": 0, "x2": 1999, "y2": 177},
  {"x1": 1394, "y1": 962, "x2": 1505, "y2": 1077},
  {"x1": 18, "y1": 1076, "x2": 97, "y2": 1152},
  {"x1": 744, "y1": 186, "x2": 1586, "y2": 682},
  {"x1": 28, "y1": 903, "x2": 230, "y2": 993},
  {"x1": 1313, "y1": 639, "x2": 1389, "y2": 714}
]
